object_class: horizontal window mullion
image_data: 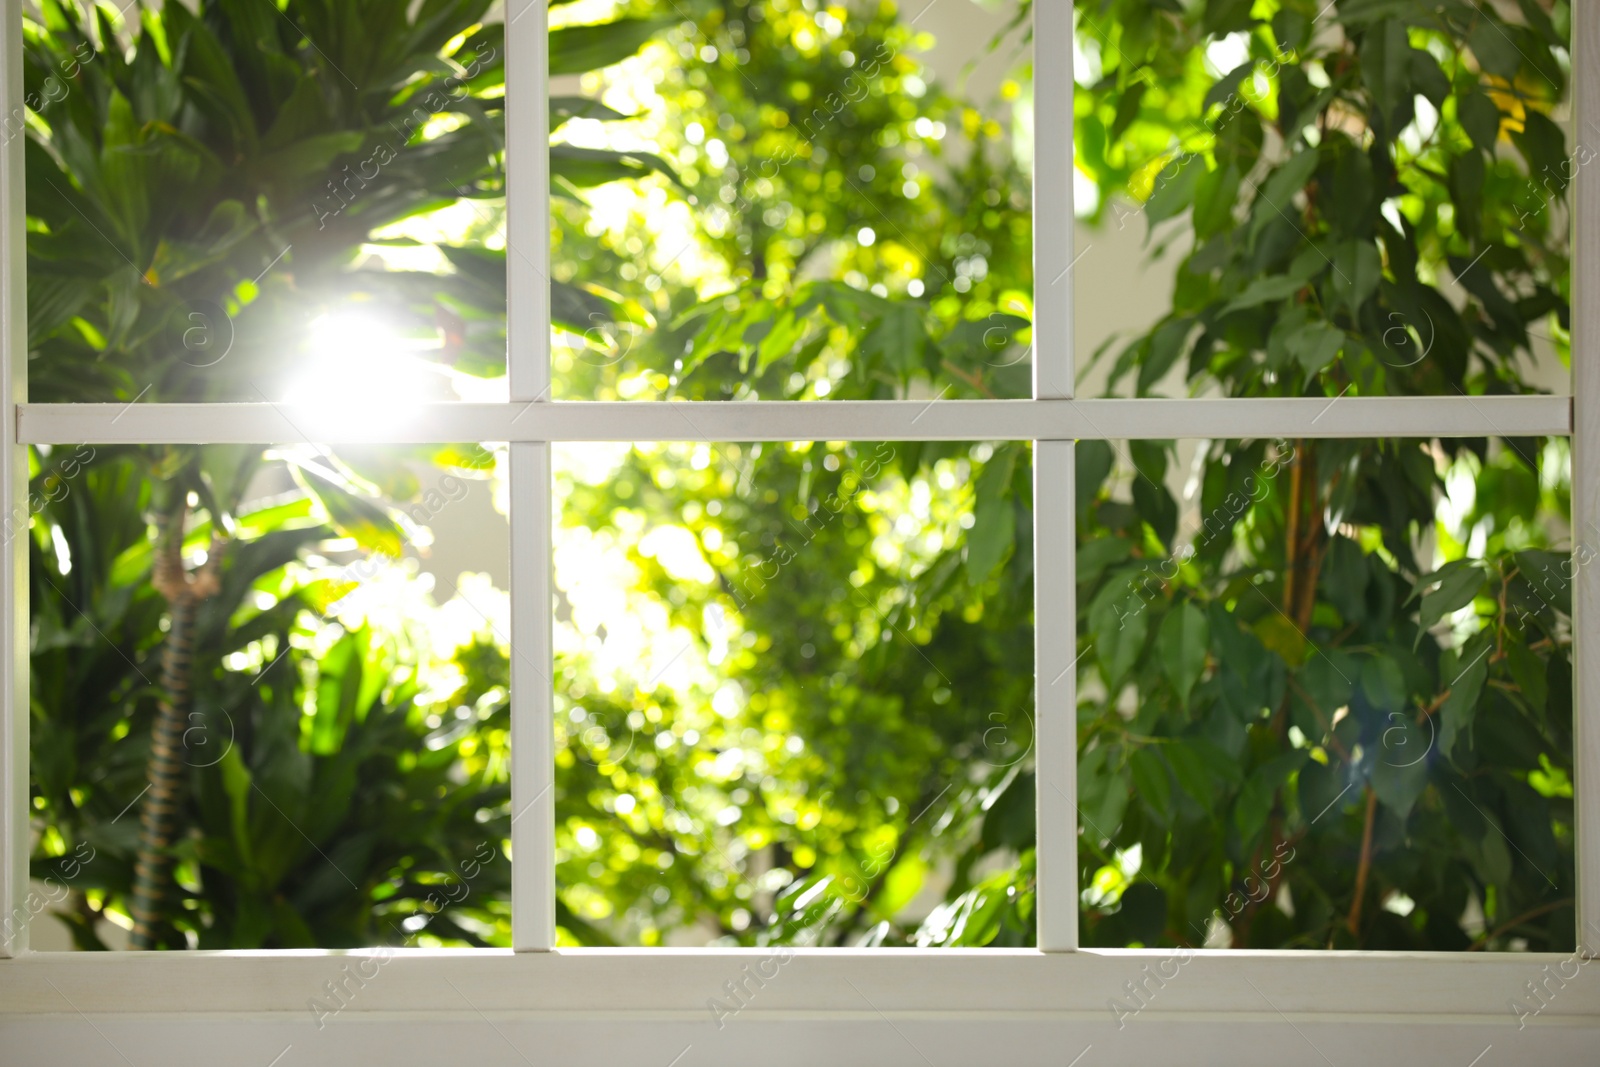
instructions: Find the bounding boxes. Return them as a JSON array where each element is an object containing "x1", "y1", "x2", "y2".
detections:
[{"x1": 14, "y1": 396, "x2": 1573, "y2": 445}]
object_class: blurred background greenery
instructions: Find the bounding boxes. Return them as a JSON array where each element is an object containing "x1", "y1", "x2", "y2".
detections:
[{"x1": 22, "y1": 0, "x2": 1577, "y2": 953}]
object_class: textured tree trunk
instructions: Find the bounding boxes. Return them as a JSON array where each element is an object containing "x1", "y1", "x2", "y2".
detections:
[
  {"x1": 128, "y1": 495, "x2": 218, "y2": 950},
  {"x1": 128, "y1": 594, "x2": 199, "y2": 950}
]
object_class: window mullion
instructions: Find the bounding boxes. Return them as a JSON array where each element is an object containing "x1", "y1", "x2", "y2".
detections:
[
  {"x1": 507, "y1": 0, "x2": 550, "y2": 406},
  {"x1": 506, "y1": 0, "x2": 555, "y2": 952},
  {"x1": 0, "y1": 0, "x2": 28, "y2": 959},
  {"x1": 11, "y1": 396, "x2": 1574, "y2": 446},
  {"x1": 1035, "y1": 441, "x2": 1078, "y2": 951},
  {"x1": 509, "y1": 443, "x2": 555, "y2": 952},
  {"x1": 1034, "y1": 0, "x2": 1075, "y2": 405},
  {"x1": 1573, "y1": 8, "x2": 1599, "y2": 954},
  {"x1": 1034, "y1": 0, "x2": 1078, "y2": 952}
]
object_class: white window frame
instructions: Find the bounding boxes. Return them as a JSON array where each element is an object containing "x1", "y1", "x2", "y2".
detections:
[{"x1": 1, "y1": 2, "x2": 1597, "y2": 1061}]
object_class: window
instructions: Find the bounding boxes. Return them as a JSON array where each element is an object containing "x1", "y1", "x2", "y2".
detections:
[{"x1": 3, "y1": 0, "x2": 1596, "y2": 1060}]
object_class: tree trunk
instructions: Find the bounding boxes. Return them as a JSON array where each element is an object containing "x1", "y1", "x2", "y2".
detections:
[
  {"x1": 127, "y1": 594, "x2": 198, "y2": 949},
  {"x1": 128, "y1": 494, "x2": 219, "y2": 950}
]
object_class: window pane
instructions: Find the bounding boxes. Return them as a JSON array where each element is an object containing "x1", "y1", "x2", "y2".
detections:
[
  {"x1": 25, "y1": 4, "x2": 511, "y2": 403},
  {"x1": 1076, "y1": 436, "x2": 1574, "y2": 951},
  {"x1": 25, "y1": 442, "x2": 510, "y2": 950},
  {"x1": 1072, "y1": 4, "x2": 1571, "y2": 401},
  {"x1": 554, "y1": 439, "x2": 1035, "y2": 947},
  {"x1": 552, "y1": 2, "x2": 1034, "y2": 402}
]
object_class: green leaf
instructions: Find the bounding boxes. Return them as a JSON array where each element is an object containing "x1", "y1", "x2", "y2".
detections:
[
  {"x1": 1272, "y1": 9, "x2": 1310, "y2": 54},
  {"x1": 1360, "y1": 653, "x2": 1407, "y2": 714},
  {"x1": 1159, "y1": 602, "x2": 1209, "y2": 707},
  {"x1": 965, "y1": 448, "x2": 1017, "y2": 584},
  {"x1": 1372, "y1": 755, "x2": 1429, "y2": 820},
  {"x1": 1300, "y1": 651, "x2": 1355, "y2": 721},
  {"x1": 1415, "y1": 561, "x2": 1484, "y2": 635},
  {"x1": 218, "y1": 743, "x2": 255, "y2": 869},
  {"x1": 198, "y1": 445, "x2": 264, "y2": 532},
  {"x1": 1116, "y1": 882, "x2": 1168, "y2": 945},
  {"x1": 166, "y1": 1, "x2": 259, "y2": 154},
  {"x1": 1089, "y1": 571, "x2": 1150, "y2": 690},
  {"x1": 1130, "y1": 747, "x2": 1173, "y2": 824},
  {"x1": 1514, "y1": 550, "x2": 1572, "y2": 615},
  {"x1": 551, "y1": 143, "x2": 681, "y2": 189},
  {"x1": 1144, "y1": 154, "x2": 1204, "y2": 228},
  {"x1": 1465, "y1": 814, "x2": 1514, "y2": 886},
  {"x1": 1457, "y1": 90, "x2": 1502, "y2": 154},
  {"x1": 549, "y1": 18, "x2": 667, "y2": 76},
  {"x1": 1450, "y1": 150, "x2": 1485, "y2": 241},
  {"x1": 1331, "y1": 147, "x2": 1375, "y2": 234},
  {"x1": 1220, "y1": 275, "x2": 1304, "y2": 316},
  {"x1": 1193, "y1": 162, "x2": 1241, "y2": 239},
  {"x1": 1441, "y1": 774, "x2": 1489, "y2": 840},
  {"x1": 550, "y1": 95, "x2": 630, "y2": 128},
  {"x1": 1167, "y1": 741, "x2": 1214, "y2": 805},
  {"x1": 1408, "y1": 48, "x2": 1450, "y2": 108},
  {"x1": 1109, "y1": 81, "x2": 1146, "y2": 142},
  {"x1": 255, "y1": 131, "x2": 366, "y2": 186},
  {"x1": 1286, "y1": 321, "x2": 1344, "y2": 380},
  {"x1": 1202, "y1": 62, "x2": 1252, "y2": 114},
  {"x1": 1137, "y1": 317, "x2": 1193, "y2": 393},
  {"x1": 1515, "y1": 111, "x2": 1568, "y2": 194},
  {"x1": 1202, "y1": 0, "x2": 1254, "y2": 34},
  {"x1": 1468, "y1": 18, "x2": 1522, "y2": 80},
  {"x1": 870, "y1": 854, "x2": 927, "y2": 921},
  {"x1": 290, "y1": 464, "x2": 405, "y2": 559},
  {"x1": 1329, "y1": 241, "x2": 1382, "y2": 318},
  {"x1": 1252, "y1": 147, "x2": 1320, "y2": 226},
  {"x1": 1077, "y1": 536, "x2": 1133, "y2": 585},
  {"x1": 1129, "y1": 441, "x2": 1177, "y2": 547},
  {"x1": 1078, "y1": 744, "x2": 1130, "y2": 840},
  {"x1": 1360, "y1": 19, "x2": 1411, "y2": 126},
  {"x1": 1505, "y1": 639, "x2": 1548, "y2": 712},
  {"x1": 858, "y1": 304, "x2": 928, "y2": 380},
  {"x1": 1297, "y1": 759, "x2": 1348, "y2": 829},
  {"x1": 1439, "y1": 630, "x2": 1492, "y2": 757},
  {"x1": 1075, "y1": 440, "x2": 1114, "y2": 513},
  {"x1": 1235, "y1": 751, "x2": 1305, "y2": 847}
]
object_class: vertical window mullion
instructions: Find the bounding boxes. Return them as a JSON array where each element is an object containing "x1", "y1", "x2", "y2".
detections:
[
  {"x1": 506, "y1": 0, "x2": 555, "y2": 952},
  {"x1": 507, "y1": 0, "x2": 550, "y2": 406},
  {"x1": 0, "y1": 0, "x2": 27, "y2": 959},
  {"x1": 1034, "y1": 0, "x2": 1078, "y2": 952},
  {"x1": 1034, "y1": 0, "x2": 1075, "y2": 406},
  {"x1": 1035, "y1": 442, "x2": 1078, "y2": 951},
  {"x1": 1573, "y1": 9, "x2": 1599, "y2": 953},
  {"x1": 509, "y1": 442, "x2": 554, "y2": 951}
]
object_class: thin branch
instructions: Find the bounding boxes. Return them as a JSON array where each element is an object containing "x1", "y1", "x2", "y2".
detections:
[
  {"x1": 1467, "y1": 897, "x2": 1574, "y2": 951},
  {"x1": 1345, "y1": 787, "x2": 1379, "y2": 940}
]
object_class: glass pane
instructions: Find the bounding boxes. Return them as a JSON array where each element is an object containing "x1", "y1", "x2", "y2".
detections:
[
  {"x1": 552, "y1": 1, "x2": 1034, "y2": 401},
  {"x1": 554, "y1": 439, "x2": 1036, "y2": 947},
  {"x1": 1076, "y1": 435, "x2": 1574, "y2": 951},
  {"x1": 25, "y1": 441, "x2": 510, "y2": 950},
  {"x1": 1072, "y1": 3, "x2": 1571, "y2": 400},
  {"x1": 25, "y1": 3, "x2": 513, "y2": 403}
]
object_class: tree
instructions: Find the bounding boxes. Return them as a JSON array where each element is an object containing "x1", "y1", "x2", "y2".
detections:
[
  {"x1": 25, "y1": 0, "x2": 659, "y2": 949},
  {"x1": 543, "y1": 0, "x2": 1576, "y2": 952},
  {"x1": 28, "y1": 0, "x2": 1577, "y2": 956},
  {"x1": 1063, "y1": 0, "x2": 1574, "y2": 950}
]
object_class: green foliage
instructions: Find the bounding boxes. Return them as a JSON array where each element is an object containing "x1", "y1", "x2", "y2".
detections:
[
  {"x1": 1074, "y1": 0, "x2": 1570, "y2": 398},
  {"x1": 27, "y1": 0, "x2": 1580, "y2": 957},
  {"x1": 551, "y1": 0, "x2": 1578, "y2": 952},
  {"x1": 553, "y1": 0, "x2": 1034, "y2": 402},
  {"x1": 29, "y1": 445, "x2": 514, "y2": 948},
  {"x1": 550, "y1": 438, "x2": 1036, "y2": 947},
  {"x1": 1064, "y1": 0, "x2": 1575, "y2": 949},
  {"x1": 26, "y1": 0, "x2": 665, "y2": 948}
]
